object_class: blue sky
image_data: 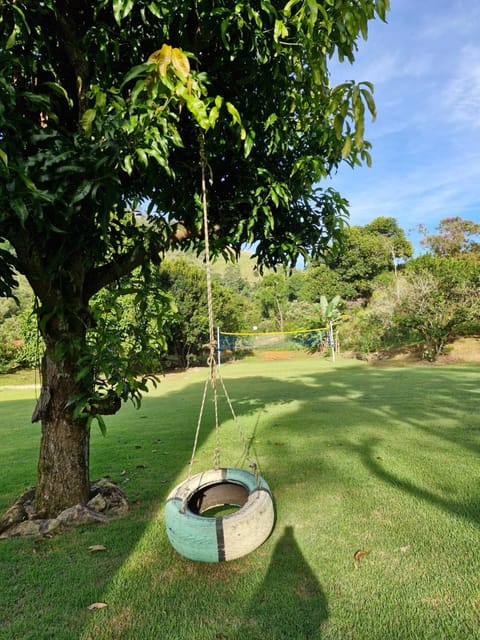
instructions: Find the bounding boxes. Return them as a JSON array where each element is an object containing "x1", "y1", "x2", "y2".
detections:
[{"x1": 328, "y1": 0, "x2": 480, "y2": 254}]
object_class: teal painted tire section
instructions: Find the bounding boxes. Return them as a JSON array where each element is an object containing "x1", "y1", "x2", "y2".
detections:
[{"x1": 165, "y1": 468, "x2": 275, "y2": 562}]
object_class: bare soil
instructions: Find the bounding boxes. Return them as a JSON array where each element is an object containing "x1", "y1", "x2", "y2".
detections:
[
  {"x1": 370, "y1": 336, "x2": 480, "y2": 366},
  {"x1": 436, "y1": 336, "x2": 480, "y2": 364}
]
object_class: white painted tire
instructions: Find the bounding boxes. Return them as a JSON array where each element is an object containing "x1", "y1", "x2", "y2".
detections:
[{"x1": 164, "y1": 468, "x2": 275, "y2": 562}]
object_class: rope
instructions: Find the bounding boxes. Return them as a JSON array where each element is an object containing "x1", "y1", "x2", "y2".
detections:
[
  {"x1": 217, "y1": 370, "x2": 259, "y2": 483},
  {"x1": 182, "y1": 132, "x2": 261, "y2": 512},
  {"x1": 199, "y1": 133, "x2": 222, "y2": 471}
]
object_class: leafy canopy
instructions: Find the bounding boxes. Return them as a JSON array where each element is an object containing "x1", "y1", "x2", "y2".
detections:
[
  {"x1": 420, "y1": 217, "x2": 480, "y2": 258},
  {"x1": 0, "y1": 0, "x2": 389, "y2": 409},
  {"x1": 1, "y1": 0, "x2": 389, "y2": 289}
]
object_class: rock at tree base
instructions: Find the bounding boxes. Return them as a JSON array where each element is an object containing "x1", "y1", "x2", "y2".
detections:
[
  {"x1": 0, "y1": 478, "x2": 128, "y2": 539},
  {"x1": 0, "y1": 487, "x2": 35, "y2": 535}
]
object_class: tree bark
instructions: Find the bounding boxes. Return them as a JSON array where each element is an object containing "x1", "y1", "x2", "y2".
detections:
[{"x1": 34, "y1": 344, "x2": 90, "y2": 518}]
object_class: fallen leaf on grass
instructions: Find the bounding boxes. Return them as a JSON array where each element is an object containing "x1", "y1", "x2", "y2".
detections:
[
  {"x1": 88, "y1": 544, "x2": 107, "y2": 553},
  {"x1": 354, "y1": 550, "x2": 369, "y2": 562},
  {"x1": 87, "y1": 602, "x2": 108, "y2": 610}
]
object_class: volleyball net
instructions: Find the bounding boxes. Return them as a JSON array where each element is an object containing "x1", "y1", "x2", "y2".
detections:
[{"x1": 218, "y1": 327, "x2": 331, "y2": 358}]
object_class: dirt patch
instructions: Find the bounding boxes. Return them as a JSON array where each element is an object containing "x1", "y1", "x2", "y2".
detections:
[
  {"x1": 260, "y1": 350, "x2": 305, "y2": 360},
  {"x1": 370, "y1": 336, "x2": 480, "y2": 366},
  {"x1": 436, "y1": 337, "x2": 480, "y2": 364}
]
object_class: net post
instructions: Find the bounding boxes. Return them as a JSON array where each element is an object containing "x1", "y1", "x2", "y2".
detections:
[{"x1": 217, "y1": 326, "x2": 221, "y2": 367}]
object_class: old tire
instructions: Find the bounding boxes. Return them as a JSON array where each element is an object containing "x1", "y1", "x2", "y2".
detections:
[{"x1": 164, "y1": 468, "x2": 275, "y2": 562}]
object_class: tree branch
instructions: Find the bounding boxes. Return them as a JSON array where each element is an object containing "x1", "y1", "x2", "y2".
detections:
[
  {"x1": 83, "y1": 247, "x2": 147, "y2": 301},
  {"x1": 53, "y1": 0, "x2": 91, "y2": 122}
]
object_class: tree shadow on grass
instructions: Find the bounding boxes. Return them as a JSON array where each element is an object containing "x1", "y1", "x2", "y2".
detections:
[
  {"x1": 2, "y1": 360, "x2": 480, "y2": 638},
  {"x1": 234, "y1": 525, "x2": 328, "y2": 640},
  {"x1": 347, "y1": 436, "x2": 480, "y2": 526}
]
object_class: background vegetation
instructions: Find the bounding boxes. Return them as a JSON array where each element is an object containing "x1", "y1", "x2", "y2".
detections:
[{"x1": 1, "y1": 215, "x2": 478, "y2": 372}]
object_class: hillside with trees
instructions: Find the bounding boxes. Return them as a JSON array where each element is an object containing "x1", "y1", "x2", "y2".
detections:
[{"x1": 2, "y1": 215, "x2": 479, "y2": 373}]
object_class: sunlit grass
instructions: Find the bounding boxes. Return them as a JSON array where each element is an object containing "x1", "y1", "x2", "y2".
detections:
[{"x1": 1, "y1": 356, "x2": 479, "y2": 639}]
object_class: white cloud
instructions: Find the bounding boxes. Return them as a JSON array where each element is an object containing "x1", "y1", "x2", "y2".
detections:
[
  {"x1": 327, "y1": 0, "x2": 480, "y2": 249},
  {"x1": 443, "y1": 45, "x2": 480, "y2": 128}
]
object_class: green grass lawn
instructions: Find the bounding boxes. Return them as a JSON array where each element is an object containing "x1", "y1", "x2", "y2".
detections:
[{"x1": 1, "y1": 356, "x2": 480, "y2": 639}]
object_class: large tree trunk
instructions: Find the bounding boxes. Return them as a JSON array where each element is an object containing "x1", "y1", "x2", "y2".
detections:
[{"x1": 34, "y1": 344, "x2": 90, "y2": 518}]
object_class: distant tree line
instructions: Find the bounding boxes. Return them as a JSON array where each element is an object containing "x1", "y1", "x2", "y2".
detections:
[{"x1": 1, "y1": 215, "x2": 479, "y2": 371}]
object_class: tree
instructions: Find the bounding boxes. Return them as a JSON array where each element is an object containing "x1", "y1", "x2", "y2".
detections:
[
  {"x1": 420, "y1": 216, "x2": 480, "y2": 257},
  {"x1": 319, "y1": 295, "x2": 342, "y2": 361},
  {"x1": 255, "y1": 272, "x2": 290, "y2": 331},
  {"x1": 364, "y1": 216, "x2": 412, "y2": 260},
  {"x1": 158, "y1": 258, "x2": 244, "y2": 368},
  {"x1": 325, "y1": 216, "x2": 413, "y2": 300},
  {"x1": 220, "y1": 263, "x2": 251, "y2": 298},
  {"x1": 0, "y1": 0, "x2": 389, "y2": 516},
  {"x1": 302, "y1": 262, "x2": 357, "y2": 302},
  {"x1": 397, "y1": 255, "x2": 480, "y2": 360},
  {"x1": 0, "y1": 272, "x2": 34, "y2": 371}
]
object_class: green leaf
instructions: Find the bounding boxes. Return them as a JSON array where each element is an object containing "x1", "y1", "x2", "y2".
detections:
[
  {"x1": 71, "y1": 182, "x2": 93, "y2": 204},
  {"x1": 113, "y1": 0, "x2": 134, "y2": 24},
  {"x1": 341, "y1": 134, "x2": 352, "y2": 159},
  {"x1": 80, "y1": 108, "x2": 96, "y2": 137},
  {"x1": 354, "y1": 118, "x2": 365, "y2": 148},
  {"x1": 0, "y1": 149, "x2": 8, "y2": 168},
  {"x1": 208, "y1": 105, "x2": 220, "y2": 129},
  {"x1": 75, "y1": 366, "x2": 92, "y2": 382},
  {"x1": 11, "y1": 3, "x2": 30, "y2": 33},
  {"x1": 136, "y1": 148, "x2": 148, "y2": 166},
  {"x1": 147, "y1": 2, "x2": 163, "y2": 18},
  {"x1": 94, "y1": 414, "x2": 107, "y2": 437},
  {"x1": 306, "y1": 0, "x2": 318, "y2": 29},
  {"x1": 334, "y1": 114, "x2": 343, "y2": 138},
  {"x1": 264, "y1": 113, "x2": 278, "y2": 129},
  {"x1": 72, "y1": 399, "x2": 89, "y2": 421},
  {"x1": 43, "y1": 82, "x2": 73, "y2": 106},
  {"x1": 120, "y1": 63, "x2": 152, "y2": 90},
  {"x1": 244, "y1": 131, "x2": 255, "y2": 157},
  {"x1": 274, "y1": 19, "x2": 288, "y2": 42},
  {"x1": 6, "y1": 25, "x2": 18, "y2": 50},
  {"x1": 283, "y1": 0, "x2": 299, "y2": 18},
  {"x1": 360, "y1": 87, "x2": 377, "y2": 120},
  {"x1": 226, "y1": 102, "x2": 242, "y2": 126},
  {"x1": 123, "y1": 154, "x2": 133, "y2": 175}
]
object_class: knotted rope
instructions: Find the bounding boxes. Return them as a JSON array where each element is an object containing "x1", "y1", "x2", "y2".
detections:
[{"x1": 182, "y1": 133, "x2": 260, "y2": 510}]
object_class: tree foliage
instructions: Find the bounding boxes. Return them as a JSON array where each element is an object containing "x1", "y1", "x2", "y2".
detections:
[
  {"x1": 420, "y1": 216, "x2": 480, "y2": 258},
  {"x1": 342, "y1": 253, "x2": 480, "y2": 360},
  {"x1": 158, "y1": 258, "x2": 244, "y2": 368},
  {"x1": 255, "y1": 272, "x2": 291, "y2": 331},
  {"x1": 397, "y1": 254, "x2": 480, "y2": 358},
  {"x1": 322, "y1": 216, "x2": 413, "y2": 299}
]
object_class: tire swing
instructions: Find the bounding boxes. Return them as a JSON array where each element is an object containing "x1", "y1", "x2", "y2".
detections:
[{"x1": 164, "y1": 136, "x2": 275, "y2": 563}]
